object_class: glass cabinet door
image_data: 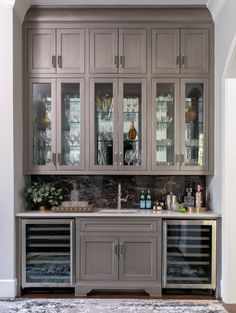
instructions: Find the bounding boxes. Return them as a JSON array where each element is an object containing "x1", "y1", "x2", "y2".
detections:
[
  {"x1": 181, "y1": 79, "x2": 208, "y2": 170},
  {"x1": 57, "y1": 79, "x2": 84, "y2": 170},
  {"x1": 90, "y1": 79, "x2": 118, "y2": 170},
  {"x1": 22, "y1": 219, "x2": 74, "y2": 287},
  {"x1": 28, "y1": 79, "x2": 56, "y2": 171},
  {"x1": 152, "y1": 79, "x2": 179, "y2": 170},
  {"x1": 118, "y1": 80, "x2": 146, "y2": 170}
]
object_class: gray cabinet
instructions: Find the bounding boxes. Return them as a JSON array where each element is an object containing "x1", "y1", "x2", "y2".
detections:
[
  {"x1": 152, "y1": 78, "x2": 209, "y2": 173},
  {"x1": 28, "y1": 29, "x2": 56, "y2": 74},
  {"x1": 76, "y1": 218, "x2": 161, "y2": 296},
  {"x1": 152, "y1": 28, "x2": 209, "y2": 74},
  {"x1": 90, "y1": 78, "x2": 147, "y2": 172},
  {"x1": 27, "y1": 78, "x2": 85, "y2": 172},
  {"x1": 80, "y1": 236, "x2": 118, "y2": 281},
  {"x1": 28, "y1": 28, "x2": 85, "y2": 74},
  {"x1": 119, "y1": 236, "x2": 157, "y2": 281},
  {"x1": 90, "y1": 28, "x2": 146, "y2": 74}
]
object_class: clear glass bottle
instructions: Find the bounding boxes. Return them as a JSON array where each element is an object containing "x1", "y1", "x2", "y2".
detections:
[
  {"x1": 184, "y1": 188, "x2": 195, "y2": 207},
  {"x1": 70, "y1": 182, "x2": 79, "y2": 202},
  {"x1": 145, "y1": 189, "x2": 152, "y2": 209},
  {"x1": 140, "y1": 190, "x2": 146, "y2": 209}
]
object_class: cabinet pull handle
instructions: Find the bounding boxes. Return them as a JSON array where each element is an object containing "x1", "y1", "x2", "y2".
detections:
[
  {"x1": 114, "y1": 55, "x2": 119, "y2": 68},
  {"x1": 119, "y1": 243, "x2": 124, "y2": 257},
  {"x1": 176, "y1": 153, "x2": 180, "y2": 166},
  {"x1": 52, "y1": 56, "x2": 56, "y2": 68},
  {"x1": 114, "y1": 243, "x2": 119, "y2": 257},
  {"x1": 182, "y1": 55, "x2": 185, "y2": 68},
  {"x1": 114, "y1": 152, "x2": 118, "y2": 166},
  {"x1": 52, "y1": 153, "x2": 56, "y2": 166},
  {"x1": 176, "y1": 56, "x2": 181, "y2": 68},
  {"x1": 120, "y1": 56, "x2": 124, "y2": 68},
  {"x1": 58, "y1": 153, "x2": 62, "y2": 165},
  {"x1": 180, "y1": 153, "x2": 185, "y2": 165},
  {"x1": 58, "y1": 55, "x2": 62, "y2": 68}
]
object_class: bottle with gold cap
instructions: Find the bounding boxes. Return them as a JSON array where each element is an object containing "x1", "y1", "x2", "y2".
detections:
[{"x1": 128, "y1": 121, "x2": 137, "y2": 140}]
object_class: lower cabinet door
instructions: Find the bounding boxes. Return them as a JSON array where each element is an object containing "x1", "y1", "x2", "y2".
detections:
[
  {"x1": 80, "y1": 236, "x2": 119, "y2": 281},
  {"x1": 118, "y1": 236, "x2": 157, "y2": 281}
]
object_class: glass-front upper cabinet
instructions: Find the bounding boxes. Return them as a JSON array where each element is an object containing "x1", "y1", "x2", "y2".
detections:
[
  {"x1": 118, "y1": 79, "x2": 146, "y2": 170},
  {"x1": 28, "y1": 79, "x2": 56, "y2": 171},
  {"x1": 181, "y1": 79, "x2": 208, "y2": 171},
  {"x1": 90, "y1": 79, "x2": 146, "y2": 171},
  {"x1": 152, "y1": 78, "x2": 208, "y2": 172},
  {"x1": 90, "y1": 79, "x2": 118, "y2": 170},
  {"x1": 152, "y1": 79, "x2": 179, "y2": 171},
  {"x1": 57, "y1": 79, "x2": 84, "y2": 170}
]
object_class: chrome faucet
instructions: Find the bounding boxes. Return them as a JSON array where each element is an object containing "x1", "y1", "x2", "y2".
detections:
[{"x1": 117, "y1": 183, "x2": 129, "y2": 210}]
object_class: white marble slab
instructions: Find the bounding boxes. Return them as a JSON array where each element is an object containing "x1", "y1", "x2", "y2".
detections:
[{"x1": 16, "y1": 209, "x2": 220, "y2": 218}]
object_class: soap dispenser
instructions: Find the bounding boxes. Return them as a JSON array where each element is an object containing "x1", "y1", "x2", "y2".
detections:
[{"x1": 70, "y1": 182, "x2": 79, "y2": 202}]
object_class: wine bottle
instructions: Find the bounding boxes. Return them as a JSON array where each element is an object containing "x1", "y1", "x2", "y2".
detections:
[
  {"x1": 139, "y1": 190, "x2": 146, "y2": 209},
  {"x1": 146, "y1": 190, "x2": 152, "y2": 209}
]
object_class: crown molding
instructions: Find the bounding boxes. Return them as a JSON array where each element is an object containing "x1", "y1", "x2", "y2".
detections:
[
  {"x1": 207, "y1": 0, "x2": 227, "y2": 20},
  {"x1": 13, "y1": 0, "x2": 30, "y2": 22}
]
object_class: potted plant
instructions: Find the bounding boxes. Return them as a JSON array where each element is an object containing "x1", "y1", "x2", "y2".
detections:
[{"x1": 24, "y1": 181, "x2": 64, "y2": 210}]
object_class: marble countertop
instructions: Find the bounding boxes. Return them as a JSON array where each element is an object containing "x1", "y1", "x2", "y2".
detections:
[{"x1": 16, "y1": 209, "x2": 220, "y2": 218}]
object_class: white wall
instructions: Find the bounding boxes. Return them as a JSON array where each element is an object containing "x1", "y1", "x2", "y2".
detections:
[
  {"x1": 211, "y1": 0, "x2": 236, "y2": 304},
  {"x1": 0, "y1": 1, "x2": 16, "y2": 297}
]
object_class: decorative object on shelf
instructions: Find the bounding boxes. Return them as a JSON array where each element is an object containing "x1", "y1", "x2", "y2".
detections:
[
  {"x1": 185, "y1": 104, "x2": 197, "y2": 122},
  {"x1": 96, "y1": 93, "x2": 112, "y2": 113},
  {"x1": 128, "y1": 121, "x2": 137, "y2": 140},
  {"x1": 24, "y1": 181, "x2": 64, "y2": 210}
]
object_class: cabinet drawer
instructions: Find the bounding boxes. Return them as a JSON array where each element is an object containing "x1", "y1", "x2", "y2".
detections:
[{"x1": 79, "y1": 219, "x2": 158, "y2": 233}]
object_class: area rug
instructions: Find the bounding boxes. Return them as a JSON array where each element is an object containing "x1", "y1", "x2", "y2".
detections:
[{"x1": 0, "y1": 299, "x2": 228, "y2": 313}]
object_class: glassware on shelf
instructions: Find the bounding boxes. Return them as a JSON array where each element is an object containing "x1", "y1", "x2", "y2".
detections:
[
  {"x1": 133, "y1": 150, "x2": 141, "y2": 166},
  {"x1": 124, "y1": 150, "x2": 134, "y2": 166}
]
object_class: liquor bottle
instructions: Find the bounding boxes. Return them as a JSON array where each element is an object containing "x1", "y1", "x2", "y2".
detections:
[
  {"x1": 145, "y1": 190, "x2": 152, "y2": 209},
  {"x1": 128, "y1": 121, "x2": 137, "y2": 140},
  {"x1": 184, "y1": 188, "x2": 195, "y2": 208},
  {"x1": 139, "y1": 190, "x2": 146, "y2": 209},
  {"x1": 70, "y1": 182, "x2": 79, "y2": 202},
  {"x1": 195, "y1": 184, "x2": 203, "y2": 208}
]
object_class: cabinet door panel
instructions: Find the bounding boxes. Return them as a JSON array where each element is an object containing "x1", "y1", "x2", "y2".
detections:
[
  {"x1": 118, "y1": 79, "x2": 147, "y2": 171},
  {"x1": 119, "y1": 236, "x2": 157, "y2": 281},
  {"x1": 90, "y1": 79, "x2": 119, "y2": 171},
  {"x1": 181, "y1": 29, "x2": 209, "y2": 74},
  {"x1": 152, "y1": 79, "x2": 180, "y2": 171},
  {"x1": 57, "y1": 29, "x2": 85, "y2": 74},
  {"x1": 180, "y1": 79, "x2": 208, "y2": 171},
  {"x1": 80, "y1": 236, "x2": 118, "y2": 281},
  {"x1": 27, "y1": 79, "x2": 57, "y2": 172},
  {"x1": 152, "y1": 29, "x2": 180, "y2": 74},
  {"x1": 119, "y1": 29, "x2": 146, "y2": 74},
  {"x1": 28, "y1": 29, "x2": 56, "y2": 74},
  {"x1": 57, "y1": 79, "x2": 85, "y2": 170},
  {"x1": 90, "y1": 28, "x2": 118, "y2": 73}
]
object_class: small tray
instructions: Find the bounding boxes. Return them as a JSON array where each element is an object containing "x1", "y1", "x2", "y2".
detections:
[
  {"x1": 51, "y1": 204, "x2": 94, "y2": 213},
  {"x1": 186, "y1": 207, "x2": 208, "y2": 213}
]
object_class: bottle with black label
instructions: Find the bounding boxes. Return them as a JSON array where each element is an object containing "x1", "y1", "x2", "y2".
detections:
[
  {"x1": 146, "y1": 189, "x2": 152, "y2": 209},
  {"x1": 139, "y1": 190, "x2": 146, "y2": 209}
]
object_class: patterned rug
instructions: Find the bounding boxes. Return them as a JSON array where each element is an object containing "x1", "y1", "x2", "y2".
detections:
[{"x1": 0, "y1": 299, "x2": 227, "y2": 313}]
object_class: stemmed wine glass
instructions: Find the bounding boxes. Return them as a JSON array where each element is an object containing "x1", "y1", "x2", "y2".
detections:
[
  {"x1": 133, "y1": 150, "x2": 141, "y2": 166},
  {"x1": 125, "y1": 150, "x2": 134, "y2": 166}
]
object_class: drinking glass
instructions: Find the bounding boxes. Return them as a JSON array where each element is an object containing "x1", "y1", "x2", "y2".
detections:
[{"x1": 125, "y1": 150, "x2": 134, "y2": 166}]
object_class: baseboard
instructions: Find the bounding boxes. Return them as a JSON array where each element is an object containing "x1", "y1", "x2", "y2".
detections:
[{"x1": 0, "y1": 279, "x2": 17, "y2": 297}]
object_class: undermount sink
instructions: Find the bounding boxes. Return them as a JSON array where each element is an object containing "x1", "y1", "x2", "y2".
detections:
[{"x1": 98, "y1": 209, "x2": 140, "y2": 213}]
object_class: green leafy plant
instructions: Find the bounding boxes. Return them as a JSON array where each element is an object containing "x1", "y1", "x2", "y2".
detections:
[{"x1": 24, "y1": 181, "x2": 64, "y2": 208}]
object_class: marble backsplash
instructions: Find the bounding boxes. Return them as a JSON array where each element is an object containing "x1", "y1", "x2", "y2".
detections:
[{"x1": 32, "y1": 175, "x2": 206, "y2": 209}]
